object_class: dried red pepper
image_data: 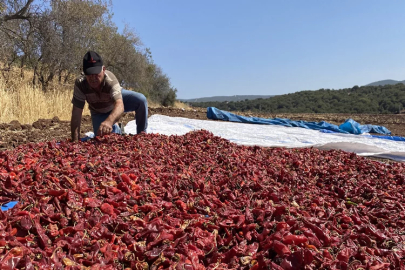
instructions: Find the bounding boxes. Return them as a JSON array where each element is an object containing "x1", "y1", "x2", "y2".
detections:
[{"x1": 0, "y1": 131, "x2": 403, "y2": 268}]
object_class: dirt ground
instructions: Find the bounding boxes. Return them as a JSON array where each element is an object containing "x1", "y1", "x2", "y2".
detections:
[{"x1": 1, "y1": 107, "x2": 405, "y2": 152}]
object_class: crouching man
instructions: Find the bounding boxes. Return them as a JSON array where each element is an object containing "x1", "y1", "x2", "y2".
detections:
[{"x1": 71, "y1": 51, "x2": 148, "y2": 141}]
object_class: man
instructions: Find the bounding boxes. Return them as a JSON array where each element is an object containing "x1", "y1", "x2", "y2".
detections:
[{"x1": 70, "y1": 51, "x2": 148, "y2": 141}]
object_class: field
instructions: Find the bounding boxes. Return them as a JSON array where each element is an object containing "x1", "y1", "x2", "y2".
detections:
[{"x1": 1, "y1": 106, "x2": 405, "y2": 150}]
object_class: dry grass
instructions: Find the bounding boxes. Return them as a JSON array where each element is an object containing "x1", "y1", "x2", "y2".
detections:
[
  {"x1": 147, "y1": 101, "x2": 191, "y2": 109},
  {"x1": 174, "y1": 101, "x2": 191, "y2": 109},
  {"x1": 147, "y1": 100, "x2": 162, "y2": 108},
  {"x1": 0, "y1": 77, "x2": 90, "y2": 124}
]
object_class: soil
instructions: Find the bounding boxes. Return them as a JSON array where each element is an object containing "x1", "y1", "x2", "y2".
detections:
[{"x1": 1, "y1": 107, "x2": 405, "y2": 155}]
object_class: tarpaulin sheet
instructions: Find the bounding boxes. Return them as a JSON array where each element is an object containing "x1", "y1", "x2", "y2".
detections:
[
  {"x1": 207, "y1": 107, "x2": 392, "y2": 135},
  {"x1": 122, "y1": 114, "x2": 405, "y2": 161}
]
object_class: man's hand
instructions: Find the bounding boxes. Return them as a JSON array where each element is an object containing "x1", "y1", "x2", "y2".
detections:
[
  {"x1": 97, "y1": 120, "x2": 114, "y2": 136},
  {"x1": 97, "y1": 99, "x2": 124, "y2": 136}
]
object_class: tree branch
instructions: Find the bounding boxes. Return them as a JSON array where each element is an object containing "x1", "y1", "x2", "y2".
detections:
[{"x1": 2, "y1": 0, "x2": 34, "y2": 22}]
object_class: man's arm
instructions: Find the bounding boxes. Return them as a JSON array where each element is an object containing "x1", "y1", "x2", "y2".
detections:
[
  {"x1": 71, "y1": 105, "x2": 83, "y2": 141},
  {"x1": 97, "y1": 99, "x2": 124, "y2": 136}
]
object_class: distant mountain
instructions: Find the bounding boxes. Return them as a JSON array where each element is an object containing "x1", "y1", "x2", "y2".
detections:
[
  {"x1": 179, "y1": 95, "x2": 275, "y2": 103},
  {"x1": 365, "y1": 79, "x2": 405, "y2": 87},
  {"x1": 179, "y1": 80, "x2": 405, "y2": 103}
]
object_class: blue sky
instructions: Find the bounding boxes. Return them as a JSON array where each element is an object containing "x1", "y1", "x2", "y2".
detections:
[{"x1": 111, "y1": 0, "x2": 405, "y2": 99}]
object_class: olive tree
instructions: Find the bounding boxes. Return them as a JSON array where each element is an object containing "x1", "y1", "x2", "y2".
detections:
[
  {"x1": 31, "y1": 0, "x2": 111, "y2": 90},
  {"x1": 0, "y1": 0, "x2": 178, "y2": 104}
]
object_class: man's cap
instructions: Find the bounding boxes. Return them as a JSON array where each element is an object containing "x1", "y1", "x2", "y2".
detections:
[{"x1": 83, "y1": 51, "x2": 103, "y2": 75}]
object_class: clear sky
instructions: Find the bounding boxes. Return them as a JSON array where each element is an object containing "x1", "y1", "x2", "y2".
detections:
[{"x1": 111, "y1": 0, "x2": 405, "y2": 99}]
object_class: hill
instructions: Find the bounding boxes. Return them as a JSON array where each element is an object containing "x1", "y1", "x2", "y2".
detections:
[
  {"x1": 179, "y1": 95, "x2": 274, "y2": 103},
  {"x1": 179, "y1": 80, "x2": 404, "y2": 103},
  {"x1": 365, "y1": 79, "x2": 405, "y2": 86},
  {"x1": 188, "y1": 84, "x2": 405, "y2": 114}
]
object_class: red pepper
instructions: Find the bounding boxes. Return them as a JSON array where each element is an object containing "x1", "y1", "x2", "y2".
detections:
[
  {"x1": 303, "y1": 219, "x2": 330, "y2": 247},
  {"x1": 273, "y1": 240, "x2": 291, "y2": 257},
  {"x1": 276, "y1": 222, "x2": 289, "y2": 231},
  {"x1": 323, "y1": 249, "x2": 333, "y2": 260},
  {"x1": 120, "y1": 173, "x2": 131, "y2": 184},
  {"x1": 282, "y1": 234, "x2": 308, "y2": 245},
  {"x1": 48, "y1": 189, "x2": 66, "y2": 196},
  {"x1": 0, "y1": 247, "x2": 24, "y2": 268},
  {"x1": 175, "y1": 200, "x2": 187, "y2": 211},
  {"x1": 0, "y1": 130, "x2": 404, "y2": 268},
  {"x1": 100, "y1": 203, "x2": 115, "y2": 216}
]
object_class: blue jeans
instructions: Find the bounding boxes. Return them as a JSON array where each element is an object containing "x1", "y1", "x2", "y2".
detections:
[{"x1": 91, "y1": 89, "x2": 148, "y2": 135}]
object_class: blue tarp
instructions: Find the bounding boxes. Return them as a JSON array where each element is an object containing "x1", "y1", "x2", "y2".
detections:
[
  {"x1": 338, "y1": 119, "x2": 391, "y2": 135},
  {"x1": 369, "y1": 135, "x2": 405, "y2": 142},
  {"x1": 207, "y1": 107, "x2": 392, "y2": 135},
  {"x1": 1, "y1": 201, "x2": 18, "y2": 211}
]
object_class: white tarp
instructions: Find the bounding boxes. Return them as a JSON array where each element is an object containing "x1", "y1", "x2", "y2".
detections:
[{"x1": 122, "y1": 114, "x2": 405, "y2": 161}]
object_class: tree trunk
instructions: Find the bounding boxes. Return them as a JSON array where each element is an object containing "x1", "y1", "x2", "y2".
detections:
[
  {"x1": 33, "y1": 65, "x2": 38, "y2": 86},
  {"x1": 64, "y1": 72, "x2": 71, "y2": 83},
  {"x1": 20, "y1": 57, "x2": 25, "y2": 78},
  {"x1": 40, "y1": 72, "x2": 55, "y2": 92}
]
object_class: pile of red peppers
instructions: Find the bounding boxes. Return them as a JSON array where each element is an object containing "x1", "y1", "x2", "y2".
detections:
[{"x1": 0, "y1": 130, "x2": 404, "y2": 269}]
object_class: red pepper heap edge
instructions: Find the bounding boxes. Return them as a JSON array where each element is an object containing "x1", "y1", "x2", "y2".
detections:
[{"x1": 0, "y1": 130, "x2": 404, "y2": 269}]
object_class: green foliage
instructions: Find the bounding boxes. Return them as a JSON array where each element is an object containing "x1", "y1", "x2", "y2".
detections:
[
  {"x1": 188, "y1": 84, "x2": 405, "y2": 114},
  {"x1": 162, "y1": 88, "x2": 177, "y2": 107}
]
